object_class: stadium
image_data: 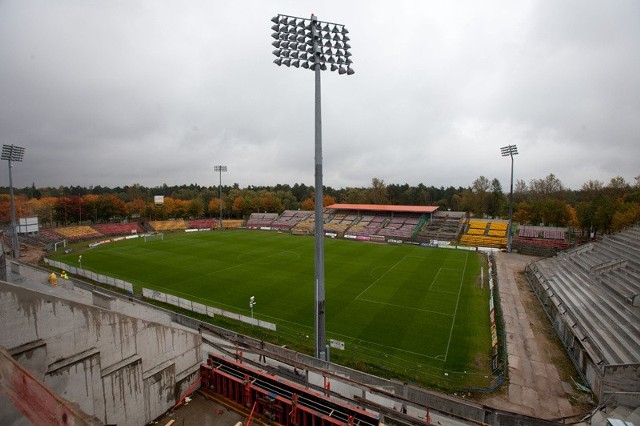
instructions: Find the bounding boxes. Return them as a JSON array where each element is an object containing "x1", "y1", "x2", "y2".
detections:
[{"x1": 2, "y1": 196, "x2": 639, "y2": 425}]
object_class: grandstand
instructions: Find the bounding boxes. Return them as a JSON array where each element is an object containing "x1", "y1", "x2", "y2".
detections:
[
  {"x1": 246, "y1": 213, "x2": 279, "y2": 229},
  {"x1": 54, "y1": 225, "x2": 102, "y2": 241},
  {"x1": 147, "y1": 220, "x2": 187, "y2": 232},
  {"x1": 93, "y1": 222, "x2": 143, "y2": 236},
  {"x1": 187, "y1": 218, "x2": 218, "y2": 229},
  {"x1": 458, "y1": 220, "x2": 508, "y2": 248},
  {"x1": 415, "y1": 211, "x2": 465, "y2": 243},
  {"x1": 512, "y1": 225, "x2": 571, "y2": 256},
  {"x1": 525, "y1": 225, "x2": 640, "y2": 404},
  {"x1": 270, "y1": 210, "x2": 313, "y2": 230}
]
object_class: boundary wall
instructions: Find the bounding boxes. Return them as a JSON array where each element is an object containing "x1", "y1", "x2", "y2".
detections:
[
  {"x1": 142, "y1": 287, "x2": 276, "y2": 331},
  {"x1": 45, "y1": 258, "x2": 134, "y2": 293},
  {"x1": 0, "y1": 277, "x2": 201, "y2": 425}
]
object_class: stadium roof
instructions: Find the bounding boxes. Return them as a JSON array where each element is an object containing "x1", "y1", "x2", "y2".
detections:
[{"x1": 327, "y1": 204, "x2": 439, "y2": 214}]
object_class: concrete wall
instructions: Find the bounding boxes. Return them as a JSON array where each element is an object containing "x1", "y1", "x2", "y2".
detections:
[{"x1": 0, "y1": 280, "x2": 201, "y2": 425}]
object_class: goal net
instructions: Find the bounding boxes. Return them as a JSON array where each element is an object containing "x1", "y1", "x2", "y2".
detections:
[{"x1": 144, "y1": 232, "x2": 164, "y2": 243}]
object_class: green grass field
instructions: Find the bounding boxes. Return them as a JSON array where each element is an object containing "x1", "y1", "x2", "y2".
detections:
[{"x1": 53, "y1": 230, "x2": 492, "y2": 390}]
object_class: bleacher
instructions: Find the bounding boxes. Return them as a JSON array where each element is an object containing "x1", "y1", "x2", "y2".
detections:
[
  {"x1": 290, "y1": 212, "x2": 332, "y2": 235},
  {"x1": 324, "y1": 212, "x2": 358, "y2": 235},
  {"x1": 512, "y1": 226, "x2": 570, "y2": 256},
  {"x1": 376, "y1": 214, "x2": 421, "y2": 240},
  {"x1": 525, "y1": 225, "x2": 640, "y2": 401},
  {"x1": 35, "y1": 228, "x2": 66, "y2": 243},
  {"x1": 147, "y1": 220, "x2": 187, "y2": 232},
  {"x1": 415, "y1": 211, "x2": 465, "y2": 243},
  {"x1": 246, "y1": 213, "x2": 279, "y2": 229},
  {"x1": 271, "y1": 210, "x2": 313, "y2": 230},
  {"x1": 221, "y1": 219, "x2": 244, "y2": 229},
  {"x1": 54, "y1": 226, "x2": 103, "y2": 241},
  {"x1": 187, "y1": 219, "x2": 218, "y2": 229},
  {"x1": 458, "y1": 220, "x2": 507, "y2": 248},
  {"x1": 93, "y1": 223, "x2": 143, "y2": 236}
]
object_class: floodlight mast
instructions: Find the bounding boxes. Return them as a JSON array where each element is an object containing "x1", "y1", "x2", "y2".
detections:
[
  {"x1": 271, "y1": 13, "x2": 354, "y2": 361},
  {"x1": 1, "y1": 144, "x2": 25, "y2": 259},
  {"x1": 501, "y1": 145, "x2": 518, "y2": 253},
  {"x1": 214, "y1": 165, "x2": 227, "y2": 230}
]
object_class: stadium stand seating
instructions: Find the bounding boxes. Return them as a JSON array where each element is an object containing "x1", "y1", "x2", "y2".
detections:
[
  {"x1": 376, "y1": 214, "x2": 421, "y2": 239},
  {"x1": 271, "y1": 210, "x2": 313, "y2": 230},
  {"x1": 54, "y1": 226, "x2": 103, "y2": 241},
  {"x1": 93, "y1": 223, "x2": 144, "y2": 236},
  {"x1": 221, "y1": 219, "x2": 244, "y2": 229},
  {"x1": 324, "y1": 212, "x2": 359, "y2": 235},
  {"x1": 512, "y1": 226, "x2": 570, "y2": 256},
  {"x1": 415, "y1": 211, "x2": 465, "y2": 243},
  {"x1": 525, "y1": 225, "x2": 640, "y2": 402},
  {"x1": 187, "y1": 219, "x2": 218, "y2": 229},
  {"x1": 36, "y1": 228, "x2": 66, "y2": 243},
  {"x1": 246, "y1": 213, "x2": 279, "y2": 229},
  {"x1": 148, "y1": 220, "x2": 187, "y2": 232},
  {"x1": 458, "y1": 220, "x2": 507, "y2": 248}
]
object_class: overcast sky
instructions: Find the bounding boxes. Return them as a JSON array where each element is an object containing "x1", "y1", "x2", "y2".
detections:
[{"x1": 1, "y1": 1, "x2": 638, "y2": 192}]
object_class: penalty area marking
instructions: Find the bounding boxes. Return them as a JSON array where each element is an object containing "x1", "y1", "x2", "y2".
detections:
[{"x1": 442, "y1": 252, "x2": 468, "y2": 362}]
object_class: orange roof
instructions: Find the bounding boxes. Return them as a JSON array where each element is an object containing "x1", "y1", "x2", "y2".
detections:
[{"x1": 327, "y1": 204, "x2": 439, "y2": 214}]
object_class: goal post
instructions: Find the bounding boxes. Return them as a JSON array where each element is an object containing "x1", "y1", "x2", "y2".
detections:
[{"x1": 144, "y1": 232, "x2": 164, "y2": 243}]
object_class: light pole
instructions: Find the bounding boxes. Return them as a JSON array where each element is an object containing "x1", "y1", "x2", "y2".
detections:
[
  {"x1": 501, "y1": 145, "x2": 518, "y2": 253},
  {"x1": 2, "y1": 144, "x2": 26, "y2": 259},
  {"x1": 271, "y1": 13, "x2": 354, "y2": 360},
  {"x1": 249, "y1": 296, "x2": 256, "y2": 319},
  {"x1": 214, "y1": 165, "x2": 227, "y2": 230}
]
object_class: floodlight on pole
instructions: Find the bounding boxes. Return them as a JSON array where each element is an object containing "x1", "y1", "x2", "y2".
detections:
[
  {"x1": 501, "y1": 144, "x2": 518, "y2": 253},
  {"x1": 214, "y1": 165, "x2": 227, "y2": 230},
  {"x1": 2, "y1": 144, "x2": 26, "y2": 259},
  {"x1": 271, "y1": 13, "x2": 354, "y2": 361}
]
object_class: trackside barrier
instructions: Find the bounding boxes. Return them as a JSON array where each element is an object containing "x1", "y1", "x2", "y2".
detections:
[
  {"x1": 44, "y1": 258, "x2": 134, "y2": 294},
  {"x1": 141, "y1": 287, "x2": 276, "y2": 331}
]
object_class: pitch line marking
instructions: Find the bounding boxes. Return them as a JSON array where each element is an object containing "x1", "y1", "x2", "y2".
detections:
[
  {"x1": 443, "y1": 251, "x2": 468, "y2": 362},
  {"x1": 357, "y1": 298, "x2": 453, "y2": 317},
  {"x1": 356, "y1": 256, "x2": 407, "y2": 300}
]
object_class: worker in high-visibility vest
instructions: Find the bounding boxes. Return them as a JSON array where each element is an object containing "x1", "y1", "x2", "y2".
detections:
[{"x1": 48, "y1": 272, "x2": 58, "y2": 286}]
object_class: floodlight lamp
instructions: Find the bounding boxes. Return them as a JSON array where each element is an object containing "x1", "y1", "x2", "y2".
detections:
[
  {"x1": 330, "y1": 64, "x2": 338, "y2": 72},
  {"x1": 301, "y1": 61, "x2": 310, "y2": 69},
  {"x1": 292, "y1": 60, "x2": 300, "y2": 68},
  {"x1": 273, "y1": 58, "x2": 282, "y2": 66},
  {"x1": 271, "y1": 16, "x2": 279, "y2": 24},
  {"x1": 500, "y1": 145, "x2": 518, "y2": 156},
  {"x1": 346, "y1": 67, "x2": 355, "y2": 75},
  {"x1": 1, "y1": 144, "x2": 25, "y2": 162},
  {"x1": 272, "y1": 49, "x2": 281, "y2": 56},
  {"x1": 338, "y1": 66, "x2": 346, "y2": 75}
]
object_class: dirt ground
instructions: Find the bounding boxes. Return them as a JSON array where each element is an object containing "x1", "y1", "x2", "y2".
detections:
[{"x1": 479, "y1": 251, "x2": 593, "y2": 420}]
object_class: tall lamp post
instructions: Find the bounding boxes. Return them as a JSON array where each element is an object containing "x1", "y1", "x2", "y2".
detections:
[
  {"x1": 501, "y1": 145, "x2": 518, "y2": 253},
  {"x1": 271, "y1": 13, "x2": 354, "y2": 360},
  {"x1": 2, "y1": 144, "x2": 26, "y2": 259},
  {"x1": 214, "y1": 165, "x2": 227, "y2": 230}
]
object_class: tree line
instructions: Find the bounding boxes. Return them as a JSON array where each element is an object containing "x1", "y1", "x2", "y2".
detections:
[{"x1": 1, "y1": 174, "x2": 639, "y2": 236}]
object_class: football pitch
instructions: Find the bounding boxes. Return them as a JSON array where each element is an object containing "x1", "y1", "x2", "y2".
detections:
[{"x1": 55, "y1": 230, "x2": 492, "y2": 390}]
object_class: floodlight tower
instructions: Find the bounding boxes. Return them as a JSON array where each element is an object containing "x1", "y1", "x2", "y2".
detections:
[
  {"x1": 271, "y1": 13, "x2": 354, "y2": 360},
  {"x1": 501, "y1": 145, "x2": 518, "y2": 253},
  {"x1": 2, "y1": 144, "x2": 25, "y2": 259},
  {"x1": 214, "y1": 165, "x2": 227, "y2": 229}
]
